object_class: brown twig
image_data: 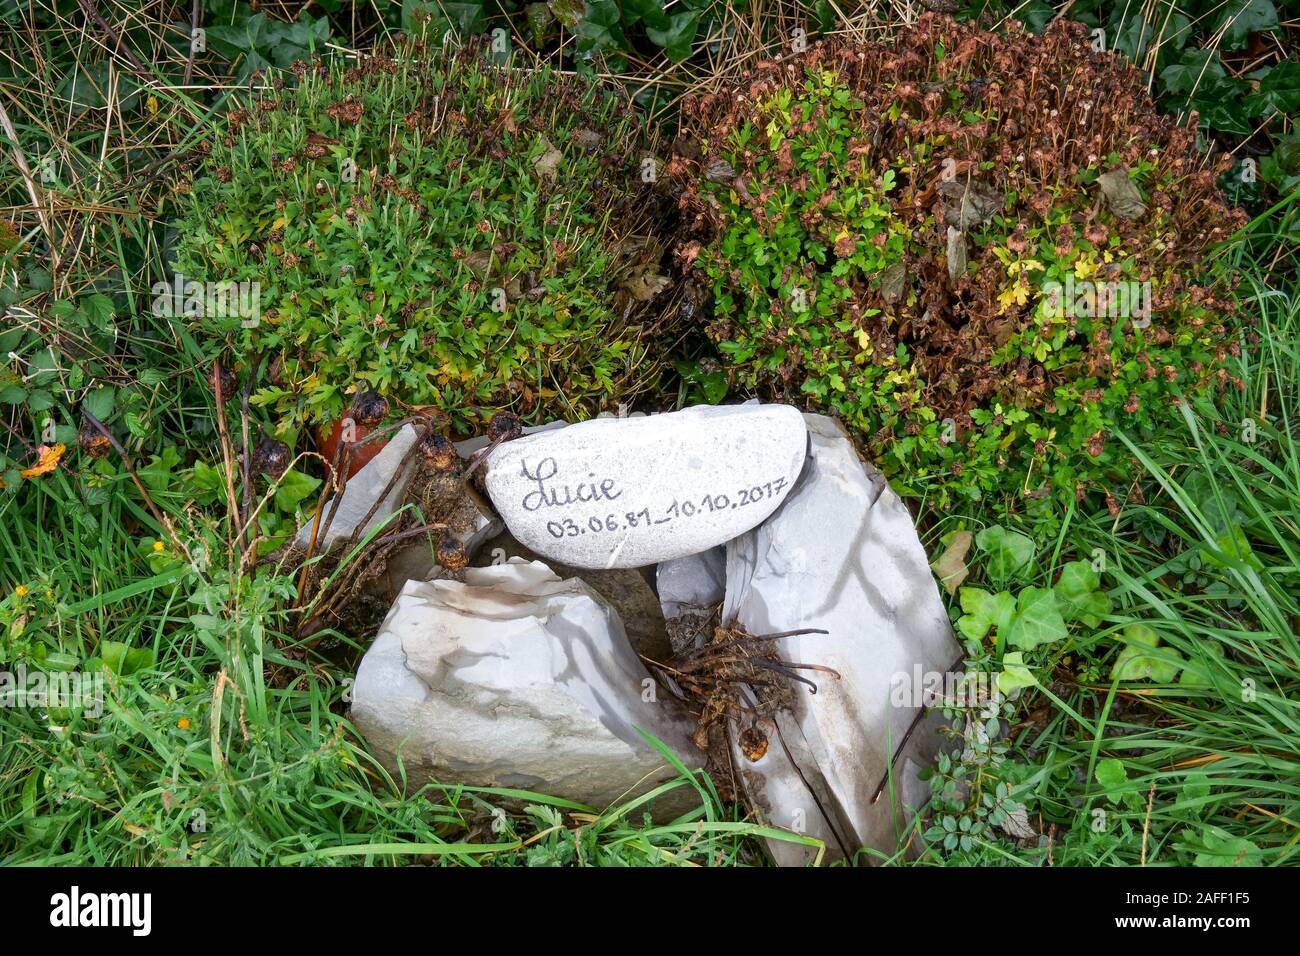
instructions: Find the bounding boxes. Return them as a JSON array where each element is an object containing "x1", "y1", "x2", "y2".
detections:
[
  {"x1": 78, "y1": 0, "x2": 152, "y2": 77},
  {"x1": 82, "y1": 411, "x2": 189, "y2": 559},
  {"x1": 211, "y1": 357, "x2": 243, "y2": 553},
  {"x1": 183, "y1": 0, "x2": 200, "y2": 86},
  {"x1": 238, "y1": 355, "x2": 258, "y2": 552}
]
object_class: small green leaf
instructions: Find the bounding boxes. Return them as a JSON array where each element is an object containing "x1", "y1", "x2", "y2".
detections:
[
  {"x1": 997, "y1": 651, "x2": 1036, "y2": 694},
  {"x1": 82, "y1": 385, "x2": 115, "y2": 420},
  {"x1": 1111, "y1": 623, "x2": 1185, "y2": 682},
  {"x1": 1095, "y1": 757, "x2": 1129, "y2": 797},
  {"x1": 976, "y1": 525, "x2": 1036, "y2": 583},
  {"x1": 1189, "y1": 826, "x2": 1262, "y2": 866},
  {"x1": 1003, "y1": 587, "x2": 1068, "y2": 651},
  {"x1": 646, "y1": 10, "x2": 700, "y2": 62},
  {"x1": 1054, "y1": 560, "x2": 1111, "y2": 626},
  {"x1": 274, "y1": 468, "x2": 321, "y2": 513},
  {"x1": 956, "y1": 587, "x2": 1017, "y2": 640}
]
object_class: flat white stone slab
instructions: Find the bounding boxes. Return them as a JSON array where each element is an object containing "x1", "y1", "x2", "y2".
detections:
[
  {"x1": 484, "y1": 404, "x2": 808, "y2": 569},
  {"x1": 723, "y1": 414, "x2": 961, "y2": 866}
]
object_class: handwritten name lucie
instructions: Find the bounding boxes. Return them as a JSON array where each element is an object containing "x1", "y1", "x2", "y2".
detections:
[{"x1": 519, "y1": 457, "x2": 624, "y2": 512}]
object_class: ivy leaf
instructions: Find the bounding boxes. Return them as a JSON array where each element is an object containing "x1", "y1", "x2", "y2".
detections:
[
  {"x1": 956, "y1": 586, "x2": 1017, "y2": 641},
  {"x1": 1003, "y1": 586, "x2": 1068, "y2": 652},
  {"x1": 1159, "y1": 48, "x2": 1227, "y2": 98},
  {"x1": 1210, "y1": 0, "x2": 1278, "y2": 51},
  {"x1": 577, "y1": 0, "x2": 629, "y2": 52},
  {"x1": 1179, "y1": 642, "x2": 1226, "y2": 687},
  {"x1": 646, "y1": 10, "x2": 700, "y2": 62},
  {"x1": 997, "y1": 651, "x2": 1037, "y2": 695},
  {"x1": 1054, "y1": 560, "x2": 1111, "y2": 626},
  {"x1": 1199, "y1": 526, "x2": 1263, "y2": 572},
  {"x1": 1111, "y1": 623, "x2": 1185, "y2": 682},
  {"x1": 975, "y1": 524, "x2": 1036, "y2": 584},
  {"x1": 622, "y1": 0, "x2": 668, "y2": 29},
  {"x1": 1244, "y1": 61, "x2": 1300, "y2": 117},
  {"x1": 274, "y1": 468, "x2": 321, "y2": 513},
  {"x1": 549, "y1": 0, "x2": 587, "y2": 29}
]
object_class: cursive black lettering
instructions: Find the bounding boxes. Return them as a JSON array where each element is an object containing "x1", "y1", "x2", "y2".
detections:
[{"x1": 519, "y1": 457, "x2": 624, "y2": 511}]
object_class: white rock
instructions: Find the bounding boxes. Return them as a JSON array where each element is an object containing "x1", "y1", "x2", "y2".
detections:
[
  {"x1": 350, "y1": 558, "x2": 702, "y2": 813},
  {"x1": 295, "y1": 423, "x2": 499, "y2": 553},
  {"x1": 295, "y1": 424, "x2": 421, "y2": 551},
  {"x1": 656, "y1": 547, "x2": 726, "y2": 620},
  {"x1": 722, "y1": 414, "x2": 961, "y2": 866},
  {"x1": 484, "y1": 404, "x2": 808, "y2": 569}
]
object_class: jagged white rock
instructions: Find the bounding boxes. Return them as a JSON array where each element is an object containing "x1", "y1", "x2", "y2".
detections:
[
  {"x1": 722, "y1": 414, "x2": 961, "y2": 866},
  {"x1": 350, "y1": 558, "x2": 702, "y2": 813},
  {"x1": 656, "y1": 547, "x2": 726, "y2": 621},
  {"x1": 295, "y1": 423, "x2": 498, "y2": 555}
]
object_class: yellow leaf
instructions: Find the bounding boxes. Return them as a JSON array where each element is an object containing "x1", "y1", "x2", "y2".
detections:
[{"x1": 20, "y1": 443, "x2": 65, "y2": 478}]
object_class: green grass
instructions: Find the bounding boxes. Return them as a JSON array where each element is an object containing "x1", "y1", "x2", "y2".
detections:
[{"x1": 906, "y1": 263, "x2": 1300, "y2": 866}]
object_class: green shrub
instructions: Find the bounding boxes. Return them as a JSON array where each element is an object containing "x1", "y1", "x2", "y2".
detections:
[
  {"x1": 671, "y1": 15, "x2": 1247, "y2": 508},
  {"x1": 174, "y1": 38, "x2": 676, "y2": 429}
]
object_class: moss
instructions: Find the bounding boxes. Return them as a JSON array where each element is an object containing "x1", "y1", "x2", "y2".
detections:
[
  {"x1": 175, "y1": 38, "x2": 677, "y2": 431},
  {"x1": 671, "y1": 15, "x2": 1248, "y2": 508}
]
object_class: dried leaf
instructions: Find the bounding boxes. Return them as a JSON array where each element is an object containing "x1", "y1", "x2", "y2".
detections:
[
  {"x1": 931, "y1": 529, "x2": 973, "y2": 594},
  {"x1": 704, "y1": 158, "x2": 736, "y2": 182},
  {"x1": 938, "y1": 178, "x2": 1004, "y2": 229},
  {"x1": 998, "y1": 803, "x2": 1038, "y2": 840},
  {"x1": 20, "y1": 442, "x2": 65, "y2": 478},
  {"x1": 1096, "y1": 168, "x2": 1146, "y2": 220},
  {"x1": 533, "y1": 137, "x2": 563, "y2": 179},
  {"x1": 880, "y1": 261, "x2": 907, "y2": 305},
  {"x1": 622, "y1": 268, "x2": 671, "y2": 301},
  {"x1": 573, "y1": 128, "x2": 602, "y2": 150},
  {"x1": 946, "y1": 226, "x2": 967, "y2": 282}
]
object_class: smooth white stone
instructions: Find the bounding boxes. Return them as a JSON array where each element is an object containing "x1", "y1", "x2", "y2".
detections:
[
  {"x1": 350, "y1": 558, "x2": 703, "y2": 814},
  {"x1": 484, "y1": 404, "x2": 808, "y2": 570},
  {"x1": 722, "y1": 414, "x2": 961, "y2": 866}
]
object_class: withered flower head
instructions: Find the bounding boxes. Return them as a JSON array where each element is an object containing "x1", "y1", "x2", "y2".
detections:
[
  {"x1": 739, "y1": 724, "x2": 769, "y2": 762},
  {"x1": 350, "y1": 384, "x2": 388, "y2": 428},
  {"x1": 418, "y1": 432, "x2": 459, "y2": 473},
  {"x1": 436, "y1": 535, "x2": 468, "y2": 571},
  {"x1": 252, "y1": 437, "x2": 291, "y2": 478},
  {"x1": 487, "y1": 412, "x2": 523, "y2": 443},
  {"x1": 77, "y1": 419, "x2": 111, "y2": 459},
  {"x1": 210, "y1": 362, "x2": 238, "y2": 404}
]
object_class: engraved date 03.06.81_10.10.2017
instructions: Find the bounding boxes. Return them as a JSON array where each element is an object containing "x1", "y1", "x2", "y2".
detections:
[{"x1": 516, "y1": 456, "x2": 790, "y2": 540}]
